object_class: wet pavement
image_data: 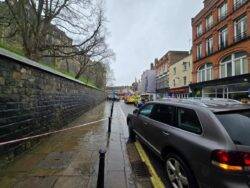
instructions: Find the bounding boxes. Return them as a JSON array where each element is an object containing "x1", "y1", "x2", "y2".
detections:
[
  {"x1": 0, "y1": 101, "x2": 171, "y2": 188},
  {"x1": 0, "y1": 102, "x2": 137, "y2": 188}
]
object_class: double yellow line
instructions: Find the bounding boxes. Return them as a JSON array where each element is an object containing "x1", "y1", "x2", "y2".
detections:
[
  {"x1": 118, "y1": 104, "x2": 165, "y2": 188},
  {"x1": 135, "y1": 141, "x2": 165, "y2": 188}
]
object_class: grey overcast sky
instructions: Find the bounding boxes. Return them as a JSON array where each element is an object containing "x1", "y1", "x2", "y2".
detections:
[{"x1": 105, "y1": 0, "x2": 203, "y2": 86}]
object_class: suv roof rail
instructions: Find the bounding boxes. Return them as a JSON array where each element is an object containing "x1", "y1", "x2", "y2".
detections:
[
  {"x1": 179, "y1": 98, "x2": 241, "y2": 107},
  {"x1": 160, "y1": 97, "x2": 180, "y2": 103},
  {"x1": 179, "y1": 99, "x2": 208, "y2": 107}
]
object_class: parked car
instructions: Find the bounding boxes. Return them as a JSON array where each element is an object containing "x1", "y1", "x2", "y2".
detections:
[
  {"x1": 134, "y1": 93, "x2": 155, "y2": 107},
  {"x1": 124, "y1": 94, "x2": 140, "y2": 104},
  {"x1": 127, "y1": 98, "x2": 250, "y2": 188},
  {"x1": 107, "y1": 94, "x2": 120, "y2": 101}
]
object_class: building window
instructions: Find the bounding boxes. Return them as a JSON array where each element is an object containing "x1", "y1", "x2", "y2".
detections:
[
  {"x1": 206, "y1": 37, "x2": 213, "y2": 55},
  {"x1": 234, "y1": 16, "x2": 247, "y2": 42},
  {"x1": 218, "y1": 2, "x2": 228, "y2": 21},
  {"x1": 197, "y1": 43, "x2": 202, "y2": 59},
  {"x1": 220, "y1": 51, "x2": 248, "y2": 78},
  {"x1": 173, "y1": 79, "x2": 176, "y2": 87},
  {"x1": 197, "y1": 63, "x2": 212, "y2": 82},
  {"x1": 206, "y1": 14, "x2": 213, "y2": 30},
  {"x1": 164, "y1": 64, "x2": 167, "y2": 73},
  {"x1": 183, "y1": 62, "x2": 189, "y2": 71},
  {"x1": 173, "y1": 67, "x2": 176, "y2": 75},
  {"x1": 234, "y1": 0, "x2": 247, "y2": 10},
  {"x1": 183, "y1": 76, "x2": 187, "y2": 85},
  {"x1": 219, "y1": 27, "x2": 228, "y2": 49},
  {"x1": 197, "y1": 23, "x2": 203, "y2": 37}
]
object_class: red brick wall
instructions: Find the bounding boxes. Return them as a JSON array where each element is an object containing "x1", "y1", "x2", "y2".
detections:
[
  {"x1": 192, "y1": 40, "x2": 250, "y2": 83},
  {"x1": 191, "y1": 0, "x2": 250, "y2": 83},
  {"x1": 168, "y1": 52, "x2": 189, "y2": 67},
  {"x1": 155, "y1": 51, "x2": 189, "y2": 75}
]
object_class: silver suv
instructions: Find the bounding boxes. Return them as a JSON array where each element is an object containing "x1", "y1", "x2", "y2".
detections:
[{"x1": 127, "y1": 98, "x2": 250, "y2": 188}]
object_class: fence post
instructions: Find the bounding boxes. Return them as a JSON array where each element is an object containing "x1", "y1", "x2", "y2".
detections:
[{"x1": 97, "y1": 149, "x2": 107, "y2": 188}]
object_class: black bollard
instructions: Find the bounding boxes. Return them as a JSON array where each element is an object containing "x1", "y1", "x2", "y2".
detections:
[
  {"x1": 108, "y1": 116, "x2": 112, "y2": 133},
  {"x1": 110, "y1": 107, "x2": 113, "y2": 118},
  {"x1": 110, "y1": 101, "x2": 114, "y2": 118},
  {"x1": 97, "y1": 149, "x2": 107, "y2": 188}
]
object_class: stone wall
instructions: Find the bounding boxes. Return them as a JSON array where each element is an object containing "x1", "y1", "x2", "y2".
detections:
[{"x1": 0, "y1": 48, "x2": 106, "y2": 161}]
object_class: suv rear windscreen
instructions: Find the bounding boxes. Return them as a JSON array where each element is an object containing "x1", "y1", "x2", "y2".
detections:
[{"x1": 216, "y1": 110, "x2": 250, "y2": 146}]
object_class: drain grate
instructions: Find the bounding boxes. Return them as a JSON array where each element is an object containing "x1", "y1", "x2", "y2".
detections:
[{"x1": 131, "y1": 161, "x2": 151, "y2": 178}]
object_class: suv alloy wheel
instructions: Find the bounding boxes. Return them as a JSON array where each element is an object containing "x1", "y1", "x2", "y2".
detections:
[{"x1": 165, "y1": 153, "x2": 198, "y2": 188}]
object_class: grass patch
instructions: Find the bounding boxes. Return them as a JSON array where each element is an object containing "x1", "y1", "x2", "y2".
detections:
[
  {"x1": 0, "y1": 44, "x2": 100, "y2": 89},
  {"x1": 0, "y1": 42, "x2": 25, "y2": 56},
  {"x1": 39, "y1": 61, "x2": 98, "y2": 89}
]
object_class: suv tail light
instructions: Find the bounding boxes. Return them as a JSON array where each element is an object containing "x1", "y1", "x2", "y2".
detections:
[
  {"x1": 211, "y1": 150, "x2": 250, "y2": 171},
  {"x1": 244, "y1": 153, "x2": 250, "y2": 166}
]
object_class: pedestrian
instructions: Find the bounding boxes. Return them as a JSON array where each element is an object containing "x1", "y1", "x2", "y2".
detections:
[{"x1": 137, "y1": 99, "x2": 146, "y2": 109}]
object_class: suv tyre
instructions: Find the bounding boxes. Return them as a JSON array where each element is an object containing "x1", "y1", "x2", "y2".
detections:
[
  {"x1": 128, "y1": 121, "x2": 136, "y2": 142},
  {"x1": 165, "y1": 153, "x2": 198, "y2": 188}
]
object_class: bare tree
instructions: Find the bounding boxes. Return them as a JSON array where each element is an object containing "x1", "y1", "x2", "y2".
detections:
[
  {"x1": 0, "y1": 0, "x2": 114, "y2": 66},
  {"x1": 74, "y1": 45, "x2": 114, "y2": 79},
  {"x1": 105, "y1": 64, "x2": 115, "y2": 87}
]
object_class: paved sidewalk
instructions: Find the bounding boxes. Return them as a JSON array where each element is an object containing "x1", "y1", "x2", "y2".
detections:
[
  {"x1": 0, "y1": 102, "x2": 137, "y2": 188},
  {"x1": 102, "y1": 102, "x2": 136, "y2": 188}
]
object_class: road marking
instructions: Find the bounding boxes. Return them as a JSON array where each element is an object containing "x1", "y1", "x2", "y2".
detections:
[
  {"x1": 0, "y1": 118, "x2": 108, "y2": 146},
  {"x1": 118, "y1": 103, "x2": 165, "y2": 188},
  {"x1": 118, "y1": 103, "x2": 127, "y2": 122},
  {"x1": 135, "y1": 141, "x2": 165, "y2": 188}
]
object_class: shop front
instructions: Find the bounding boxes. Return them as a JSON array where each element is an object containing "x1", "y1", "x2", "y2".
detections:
[
  {"x1": 156, "y1": 88, "x2": 170, "y2": 98},
  {"x1": 189, "y1": 74, "x2": 250, "y2": 101},
  {"x1": 169, "y1": 86, "x2": 190, "y2": 98}
]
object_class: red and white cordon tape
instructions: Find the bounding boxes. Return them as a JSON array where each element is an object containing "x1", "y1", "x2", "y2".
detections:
[{"x1": 0, "y1": 118, "x2": 108, "y2": 147}]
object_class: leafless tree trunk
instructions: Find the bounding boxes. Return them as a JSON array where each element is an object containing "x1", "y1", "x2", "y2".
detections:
[
  {"x1": 0, "y1": 0, "x2": 114, "y2": 61},
  {"x1": 0, "y1": 0, "x2": 114, "y2": 87}
]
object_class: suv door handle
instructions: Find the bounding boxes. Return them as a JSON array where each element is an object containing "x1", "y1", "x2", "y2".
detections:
[{"x1": 162, "y1": 131, "x2": 170, "y2": 136}]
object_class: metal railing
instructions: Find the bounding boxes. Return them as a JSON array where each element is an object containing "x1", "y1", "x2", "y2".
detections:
[
  {"x1": 234, "y1": 0, "x2": 248, "y2": 11},
  {"x1": 197, "y1": 32, "x2": 203, "y2": 37},
  {"x1": 206, "y1": 49, "x2": 213, "y2": 56},
  {"x1": 197, "y1": 54, "x2": 203, "y2": 60},
  {"x1": 206, "y1": 23, "x2": 214, "y2": 31},
  {"x1": 219, "y1": 41, "x2": 228, "y2": 50},
  {"x1": 234, "y1": 32, "x2": 247, "y2": 43},
  {"x1": 218, "y1": 12, "x2": 227, "y2": 21}
]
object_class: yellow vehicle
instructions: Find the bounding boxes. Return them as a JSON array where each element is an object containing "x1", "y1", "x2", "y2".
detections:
[
  {"x1": 124, "y1": 95, "x2": 133, "y2": 104},
  {"x1": 131, "y1": 94, "x2": 141, "y2": 105},
  {"x1": 124, "y1": 94, "x2": 140, "y2": 104}
]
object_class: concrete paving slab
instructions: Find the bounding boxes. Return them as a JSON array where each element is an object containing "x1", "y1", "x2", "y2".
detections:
[
  {"x1": 0, "y1": 102, "x2": 141, "y2": 188},
  {"x1": 105, "y1": 170, "x2": 127, "y2": 188}
]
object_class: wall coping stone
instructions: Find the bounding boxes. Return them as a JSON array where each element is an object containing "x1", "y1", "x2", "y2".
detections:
[{"x1": 0, "y1": 47, "x2": 104, "y2": 92}]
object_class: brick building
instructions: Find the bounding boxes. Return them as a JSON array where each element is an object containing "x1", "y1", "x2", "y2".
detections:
[
  {"x1": 169, "y1": 54, "x2": 193, "y2": 98},
  {"x1": 155, "y1": 51, "x2": 189, "y2": 97},
  {"x1": 190, "y1": 0, "x2": 250, "y2": 100}
]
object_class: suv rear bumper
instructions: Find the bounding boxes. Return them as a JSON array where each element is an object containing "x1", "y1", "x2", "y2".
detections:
[{"x1": 198, "y1": 167, "x2": 250, "y2": 188}]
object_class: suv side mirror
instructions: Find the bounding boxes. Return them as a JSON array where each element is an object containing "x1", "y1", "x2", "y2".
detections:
[{"x1": 133, "y1": 108, "x2": 139, "y2": 115}]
